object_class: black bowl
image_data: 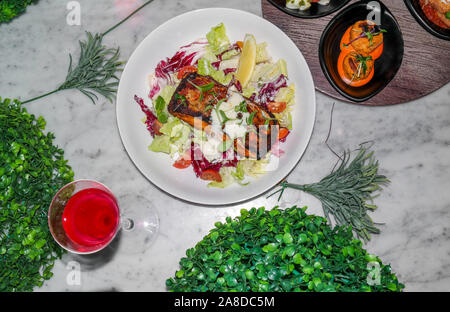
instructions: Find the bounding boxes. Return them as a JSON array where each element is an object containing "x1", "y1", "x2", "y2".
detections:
[
  {"x1": 268, "y1": 0, "x2": 351, "y2": 18},
  {"x1": 319, "y1": 0, "x2": 404, "y2": 102},
  {"x1": 404, "y1": 0, "x2": 450, "y2": 41}
]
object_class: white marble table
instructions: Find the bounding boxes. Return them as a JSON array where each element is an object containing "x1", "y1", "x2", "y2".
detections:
[{"x1": 0, "y1": 0, "x2": 449, "y2": 292}]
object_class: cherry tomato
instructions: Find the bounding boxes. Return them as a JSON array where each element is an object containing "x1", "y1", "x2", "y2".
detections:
[
  {"x1": 267, "y1": 102, "x2": 287, "y2": 113},
  {"x1": 173, "y1": 151, "x2": 191, "y2": 169},
  {"x1": 278, "y1": 127, "x2": 290, "y2": 141},
  {"x1": 200, "y1": 170, "x2": 222, "y2": 182},
  {"x1": 177, "y1": 66, "x2": 197, "y2": 79}
]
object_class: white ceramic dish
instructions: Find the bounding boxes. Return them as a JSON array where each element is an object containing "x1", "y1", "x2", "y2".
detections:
[{"x1": 116, "y1": 8, "x2": 316, "y2": 206}]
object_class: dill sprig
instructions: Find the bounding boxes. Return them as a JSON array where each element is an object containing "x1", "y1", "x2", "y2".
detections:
[
  {"x1": 268, "y1": 146, "x2": 389, "y2": 242},
  {"x1": 21, "y1": 0, "x2": 155, "y2": 104},
  {"x1": 21, "y1": 32, "x2": 122, "y2": 105},
  {"x1": 57, "y1": 32, "x2": 122, "y2": 104}
]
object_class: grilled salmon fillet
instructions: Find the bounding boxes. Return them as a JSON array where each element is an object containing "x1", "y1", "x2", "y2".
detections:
[{"x1": 168, "y1": 72, "x2": 280, "y2": 159}]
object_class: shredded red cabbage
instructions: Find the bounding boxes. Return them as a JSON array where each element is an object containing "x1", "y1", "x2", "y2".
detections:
[
  {"x1": 234, "y1": 79, "x2": 243, "y2": 93},
  {"x1": 190, "y1": 143, "x2": 238, "y2": 177},
  {"x1": 208, "y1": 43, "x2": 241, "y2": 71},
  {"x1": 154, "y1": 51, "x2": 197, "y2": 84},
  {"x1": 134, "y1": 95, "x2": 158, "y2": 137},
  {"x1": 227, "y1": 76, "x2": 243, "y2": 93},
  {"x1": 149, "y1": 40, "x2": 207, "y2": 98},
  {"x1": 217, "y1": 43, "x2": 241, "y2": 61},
  {"x1": 254, "y1": 75, "x2": 288, "y2": 106},
  {"x1": 211, "y1": 61, "x2": 221, "y2": 70},
  {"x1": 223, "y1": 68, "x2": 237, "y2": 75}
]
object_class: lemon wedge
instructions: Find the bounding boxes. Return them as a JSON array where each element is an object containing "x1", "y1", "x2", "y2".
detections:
[{"x1": 236, "y1": 34, "x2": 257, "y2": 88}]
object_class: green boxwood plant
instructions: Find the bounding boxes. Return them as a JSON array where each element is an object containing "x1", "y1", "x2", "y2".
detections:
[
  {"x1": 167, "y1": 206, "x2": 404, "y2": 292},
  {"x1": 0, "y1": 98, "x2": 73, "y2": 291}
]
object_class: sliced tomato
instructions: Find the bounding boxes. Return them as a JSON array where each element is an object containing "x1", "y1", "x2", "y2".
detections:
[
  {"x1": 173, "y1": 151, "x2": 191, "y2": 169},
  {"x1": 267, "y1": 101, "x2": 287, "y2": 113},
  {"x1": 278, "y1": 127, "x2": 290, "y2": 141},
  {"x1": 200, "y1": 169, "x2": 222, "y2": 182},
  {"x1": 177, "y1": 65, "x2": 197, "y2": 79},
  {"x1": 173, "y1": 158, "x2": 191, "y2": 169}
]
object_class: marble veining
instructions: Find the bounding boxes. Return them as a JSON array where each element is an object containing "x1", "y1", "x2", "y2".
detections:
[{"x1": 0, "y1": 0, "x2": 449, "y2": 292}]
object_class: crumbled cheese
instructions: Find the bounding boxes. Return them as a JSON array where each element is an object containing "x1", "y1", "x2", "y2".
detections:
[{"x1": 200, "y1": 135, "x2": 223, "y2": 163}]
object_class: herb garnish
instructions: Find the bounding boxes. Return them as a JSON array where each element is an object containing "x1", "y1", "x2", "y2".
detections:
[
  {"x1": 247, "y1": 111, "x2": 256, "y2": 125},
  {"x1": 155, "y1": 96, "x2": 168, "y2": 123},
  {"x1": 219, "y1": 110, "x2": 232, "y2": 124},
  {"x1": 343, "y1": 25, "x2": 387, "y2": 48},
  {"x1": 351, "y1": 54, "x2": 372, "y2": 82},
  {"x1": 187, "y1": 80, "x2": 215, "y2": 101},
  {"x1": 175, "y1": 93, "x2": 187, "y2": 106},
  {"x1": 166, "y1": 206, "x2": 404, "y2": 292},
  {"x1": 234, "y1": 101, "x2": 248, "y2": 113}
]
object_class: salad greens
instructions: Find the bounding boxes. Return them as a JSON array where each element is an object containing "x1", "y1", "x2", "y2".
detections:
[
  {"x1": 143, "y1": 23, "x2": 296, "y2": 188},
  {"x1": 166, "y1": 206, "x2": 404, "y2": 292},
  {"x1": 149, "y1": 116, "x2": 191, "y2": 157},
  {"x1": 197, "y1": 58, "x2": 233, "y2": 85},
  {"x1": 0, "y1": 98, "x2": 74, "y2": 292},
  {"x1": 206, "y1": 23, "x2": 230, "y2": 54}
]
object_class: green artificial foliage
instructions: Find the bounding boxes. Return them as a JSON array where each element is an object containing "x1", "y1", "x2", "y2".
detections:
[
  {"x1": 270, "y1": 146, "x2": 389, "y2": 242},
  {"x1": 167, "y1": 206, "x2": 404, "y2": 292},
  {"x1": 0, "y1": 98, "x2": 74, "y2": 291},
  {"x1": 0, "y1": 0, "x2": 37, "y2": 23}
]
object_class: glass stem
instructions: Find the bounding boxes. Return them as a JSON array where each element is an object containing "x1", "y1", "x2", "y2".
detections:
[{"x1": 121, "y1": 217, "x2": 135, "y2": 231}]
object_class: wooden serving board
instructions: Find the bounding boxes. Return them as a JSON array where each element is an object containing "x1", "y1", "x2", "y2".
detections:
[{"x1": 262, "y1": 0, "x2": 450, "y2": 105}]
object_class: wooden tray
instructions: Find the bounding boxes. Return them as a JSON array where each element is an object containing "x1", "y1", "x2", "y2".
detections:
[{"x1": 262, "y1": 0, "x2": 450, "y2": 105}]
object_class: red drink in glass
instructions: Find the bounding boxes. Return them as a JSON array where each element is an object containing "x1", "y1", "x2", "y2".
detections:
[
  {"x1": 62, "y1": 188, "x2": 120, "y2": 248},
  {"x1": 49, "y1": 180, "x2": 121, "y2": 254},
  {"x1": 49, "y1": 179, "x2": 159, "y2": 254}
]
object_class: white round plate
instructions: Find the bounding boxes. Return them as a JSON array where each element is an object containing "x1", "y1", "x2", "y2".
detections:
[{"x1": 116, "y1": 8, "x2": 316, "y2": 206}]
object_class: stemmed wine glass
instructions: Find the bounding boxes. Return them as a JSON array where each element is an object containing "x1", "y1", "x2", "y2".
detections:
[{"x1": 48, "y1": 179, "x2": 159, "y2": 254}]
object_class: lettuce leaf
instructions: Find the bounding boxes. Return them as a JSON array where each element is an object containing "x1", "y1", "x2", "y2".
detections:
[
  {"x1": 274, "y1": 83, "x2": 295, "y2": 129},
  {"x1": 242, "y1": 86, "x2": 256, "y2": 98},
  {"x1": 256, "y1": 42, "x2": 271, "y2": 64},
  {"x1": 149, "y1": 135, "x2": 171, "y2": 153},
  {"x1": 207, "y1": 164, "x2": 249, "y2": 188},
  {"x1": 238, "y1": 159, "x2": 268, "y2": 178},
  {"x1": 221, "y1": 48, "x2": 240, "y2": 61},
  {"x1": 206, "y1": 23, "x2": 230, "y2": 55},
  {"x1": 207, "y1": 159, "x2": 268, "y2": 188},
  {"x1": 197, "y1": 58, "x2": 233, "y2": 85},
  {"x1": 275, "y1": 84, "x2": 295, "y2": 103},
  {"x1": 158, "y1": 84, "x2": 176, "y2": 104},
  {"x1": 207, "y1": 167, "x2": 236, "y2": 188},
  {"x1": 149, "y1": 117, "x2": 192, "y2": 156},
  {"x1": 251, "y1": 59, "x2": 287, "y2": 83}
]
